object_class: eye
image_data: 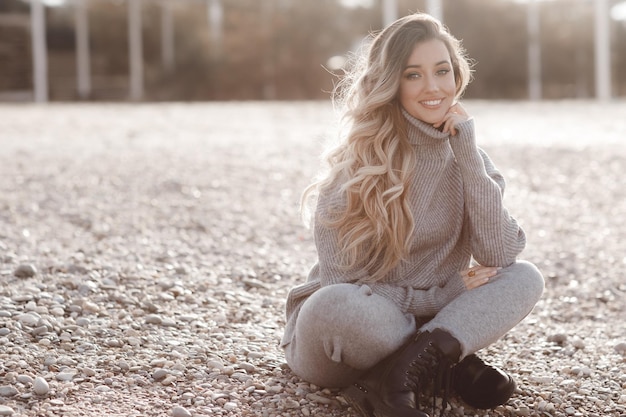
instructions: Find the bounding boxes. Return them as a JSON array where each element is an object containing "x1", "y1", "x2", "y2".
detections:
[
  {"x1": 436, "y1": 69, "x2": 451, "y2": 76},
  {"x1": 405, "y1": 72, "x2": 421, "y2": 80}
]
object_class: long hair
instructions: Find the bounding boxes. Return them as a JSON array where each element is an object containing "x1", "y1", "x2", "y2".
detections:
[{"x1": 303, "y1": 13, "x2": 472, "y2": 283}]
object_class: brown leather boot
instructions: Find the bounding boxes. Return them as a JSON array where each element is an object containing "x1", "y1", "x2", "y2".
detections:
[
  {"x1": 453, "y1": 354, "x2": 516, "y2": 409},
  {"x1": 342, "y1": 329, "x2": 462, "y2": 417}
]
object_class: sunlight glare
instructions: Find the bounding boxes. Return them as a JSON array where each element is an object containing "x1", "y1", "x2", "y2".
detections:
[
  {"x1": 41, "y1": 0, "x2": 66, "y2": 6},
  {"x1": 611, "y1": 1, "x2": 626, "y2": 21},
  {"x1": 339, "y1": 0, "x2": 375, "y2": 8}
]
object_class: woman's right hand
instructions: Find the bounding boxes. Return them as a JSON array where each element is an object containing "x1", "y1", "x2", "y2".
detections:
[{"x1": 460, "y1": 265, "x2": 501, "y2": 290}]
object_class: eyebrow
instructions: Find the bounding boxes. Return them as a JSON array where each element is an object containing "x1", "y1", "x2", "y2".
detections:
[{"x1": 404, "y1": 60, "x2": 451, "y2": 70}]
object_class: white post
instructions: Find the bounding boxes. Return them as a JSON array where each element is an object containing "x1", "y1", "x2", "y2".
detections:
[
  {"x1": 30, "y1": 0, "x2": 48, "y2": 102},
  {"x1": 382, "y1": 0, "x2": 397, "y2": 27},
  {"x1": 594, "y1": 0, "x2": 611, "y2": 101},
  {"x1": 527, "y1": 0, "x2": 541, "y2": 100},
  {"x1": 426, "y1": 0, "x2": 443, "y2": 22},
  {"x1": 75, "y1": 0, "x2": 91, "y2": 99},
  {"x1": 261, "y1": 1, "x2": 275, "y2": 99},
  {"x1": 207, "y1": 0, "x2": 223, "y2": 60},
  {"x1": 128, "y1": 0, "x2": 144, "y2": 101},
  {"x1": 161, "y1": 0, "x2": 174, "y2": 72}
]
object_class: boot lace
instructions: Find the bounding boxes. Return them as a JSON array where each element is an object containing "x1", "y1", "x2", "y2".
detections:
[{"x1": 405, "y1": 339, "x2": 456, "y2": 417}]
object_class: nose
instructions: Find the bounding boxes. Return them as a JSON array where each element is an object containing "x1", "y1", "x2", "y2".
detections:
[{"x1": 424, "y1": 75, "x2": 439, "y2": 92}]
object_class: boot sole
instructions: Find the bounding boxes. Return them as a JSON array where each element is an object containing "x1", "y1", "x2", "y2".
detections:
[{"x1": 342, "y1": 384, "x2": 429, "y2": 417}]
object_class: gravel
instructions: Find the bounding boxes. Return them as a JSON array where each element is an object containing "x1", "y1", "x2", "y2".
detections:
[{"x1": 0, "y1": 100, "x2": 625, "y2": 416}]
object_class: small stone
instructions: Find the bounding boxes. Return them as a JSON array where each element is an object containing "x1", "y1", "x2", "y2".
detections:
[
  {"x1": 76, "y1": 318, "x2": 90, "y2": 327},
  {"x1": 530, "y1": 376, "x2": 552, "y2": 384},
  {"x1": 238, "y1": 362, "x2": 256, "y2": 373},
  {"x1": 56, "y1": 372, "x2": 76, "y2": 382},
  {"x1": 0, "y1": 328, "x2": 10, "y2": 336},
  {"x1": 150, "y1": 358, "x2": 167, "y2": 367},
  {"x1": 172, "y1": 406, "x2": 192, "y2": 417},
  {"x1": 614, "y1": 342, "x2": 626, "y2": 355},
  {"x1": 548, "y1": 333, "x2": 568, "y2": 345},
  {"x1": 161, "y1": 375, "x2": 177, "y2": 386},
  {"x1": 161, "y1": 318, "x2": 177, "y2": 327},
  {"x1": 105, "y1": 339, "x2": 123, "y2": 348},
  {"x1": 33, "y1": 377, "x2": 50, "y2": 395},
  {"x1": 50, "y1": 307, "x2": 65, "y2": 316},
  {"x1": 223, "y1": 402, "x2": 237, "y2": 411},
  {"x1": 242, "y1": 278, "x2": 269, "y2": 290},
  {"x1": 17, "y1": 313, "x2": 39, "y2": 327},
  {"x1": 145, "y1": 314, "x2": 163, "y2": 325},
  {"x1": 82, "y1": 301, "x2": 100, "y2": 314},
  {"x1": 117, "y1": 360, "x2": 130, "y2": 372},
  {"x1": 16, "y1": 375, "x2": 33, "y2": 385},
  {"x1": 306, "y1": 393, "x2": 333, "y2": 405},
  {"x1": 31, "y1": 325, "x2": 49, "y2": 336},
  {"x1": 0, "y1": 405, "x2": 14, "y2": 416},
  {"x1": 126, "y1": 337, "x2": 141, "y2": 347},
  {"x1": 153, "y1": 369, "x2": 169, "y2": 381},
  {"x1": 206, "y1": 360, "x2": 223, "y2": 370},
  {"x1": 571, "y1": 337, "x2": 585, "y2": 349},
  {"x1": 0, "y1": 386, "x2": 18, "y2": 397},
  {"x1": 14, "y1": 264, "x2": 37, "y2": 278},
  {"x1": 284, "y1": 399, "x2": 300, "y2": 409}
]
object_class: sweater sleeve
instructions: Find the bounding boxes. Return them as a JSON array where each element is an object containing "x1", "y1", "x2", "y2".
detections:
[
  {"x1": 368, "y1": 277, "x2": 467, "y2": 317},
  {"x1": 448, "y1": 119, "x2": 526, "y2": 267}
]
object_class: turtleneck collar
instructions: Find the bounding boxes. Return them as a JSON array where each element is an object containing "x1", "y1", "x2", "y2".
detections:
[{"x1": 401, "y1": 108, "x2": 450, "y2": 146}]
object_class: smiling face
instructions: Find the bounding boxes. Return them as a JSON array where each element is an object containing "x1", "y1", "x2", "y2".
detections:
[{"x1": 398, "y1": 39, "x2": 457, "y2": 125}]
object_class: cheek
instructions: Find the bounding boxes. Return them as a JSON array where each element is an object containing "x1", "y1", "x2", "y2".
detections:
[
  {"x1": 398, "y1": 82, "x2": 417, "y2": 103},
  {"x1": 447, "y1": 76, "x2": 458, "y2": 95}
]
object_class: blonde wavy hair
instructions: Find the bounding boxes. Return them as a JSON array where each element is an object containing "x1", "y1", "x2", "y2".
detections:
[{"x1": 303, "y1": 13, "x2": 472, "y2": 283}]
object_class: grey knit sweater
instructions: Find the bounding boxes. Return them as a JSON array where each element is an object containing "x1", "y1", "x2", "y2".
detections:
[{"x1": 281, "y1": 111, "x2": 526, "y2": 348}]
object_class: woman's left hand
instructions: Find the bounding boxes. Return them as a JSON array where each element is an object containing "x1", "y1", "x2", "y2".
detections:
[{"x1": 434, "y1": 102, "x2": 470, "y2": 136}]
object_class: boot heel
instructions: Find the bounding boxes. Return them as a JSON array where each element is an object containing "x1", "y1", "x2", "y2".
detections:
[
  {"x1": 342, "y1": 383, "x2": 375, "y2": 417},
  {"x1": 343, "y1": 383, "x2": 428, "y2": 417}
]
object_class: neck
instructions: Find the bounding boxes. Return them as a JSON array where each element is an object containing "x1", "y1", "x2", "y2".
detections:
[{"x1": 401, "y1": 108, "x2": 450, "y2": 146}]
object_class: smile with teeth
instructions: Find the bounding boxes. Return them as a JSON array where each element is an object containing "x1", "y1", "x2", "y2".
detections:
[{"x1": 421, "y1": 99, "x2": 443, "y2": 106}]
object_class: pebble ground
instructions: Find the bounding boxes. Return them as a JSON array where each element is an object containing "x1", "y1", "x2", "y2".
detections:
[{"x1": 0, "y1": 101, "x2": 625, "y2": 417}]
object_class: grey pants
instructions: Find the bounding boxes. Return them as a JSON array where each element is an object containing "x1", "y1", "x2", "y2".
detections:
[{"x1": 284, "y1": 260, "x2": 544, "y2": 388}]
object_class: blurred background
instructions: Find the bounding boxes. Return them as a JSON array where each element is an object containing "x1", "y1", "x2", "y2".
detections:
[{"x1": 0, "y1": 0, "x2": 624, "y2": 102}]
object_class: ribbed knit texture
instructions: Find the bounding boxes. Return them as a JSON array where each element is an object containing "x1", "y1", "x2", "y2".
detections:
[{"x1": 281, "y1": 111, "x2": 526, "y2": 348}]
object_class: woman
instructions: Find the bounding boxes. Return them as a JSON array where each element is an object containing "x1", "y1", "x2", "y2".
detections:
[{"x1": 281, "y1": 12, "x2": 544, "y2": 417}]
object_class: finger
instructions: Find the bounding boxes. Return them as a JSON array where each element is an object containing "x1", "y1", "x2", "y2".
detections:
[
  {"x1": 450, "y1": 102, "x2": 468, "y2": 117},
  {"x1": 443, "y1": 118, "x2": 457, "y2": 136},
  {"x1": 464, "y1": 266, "x2": 500, "y2": 276}
]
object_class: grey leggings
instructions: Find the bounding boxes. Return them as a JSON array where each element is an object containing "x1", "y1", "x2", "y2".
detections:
[{"x1": 284, "y1": 260, "x2": 544, "y2": 388}]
